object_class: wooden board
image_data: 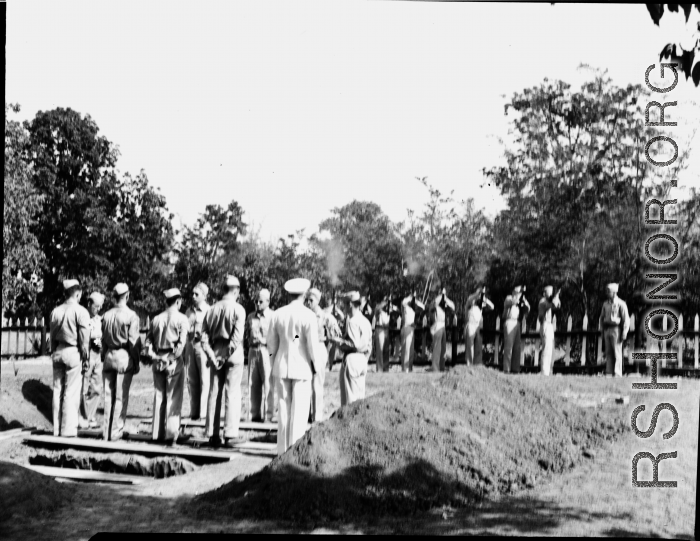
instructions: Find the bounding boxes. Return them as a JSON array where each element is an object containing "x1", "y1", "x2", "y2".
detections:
[
  {"x1": 142, "y1": 418, "x2": 277, "y2": 431},
  {"x1": 25, "y1": 465, "x2": 146, "y2": 485},
  {"x1": 0, "y1": 427, "x2": 37, "y2": 441},
  {"x1": 185, "y1": 437, "x2": 277, "y2": 457},
  {"x1": 24, "y1": 435, "x2": 235, "y2": 462}
]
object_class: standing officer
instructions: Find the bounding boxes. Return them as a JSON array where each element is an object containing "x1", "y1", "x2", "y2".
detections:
[
  {"x1": 502, "y1": 286, "x2": 529, "y2": 374},
  {"x1": 49, "y1": 279, "x2": 91, "y2": 438},
  {"x1": 538, "y1": 286, "x2": 561, "y2": 376},
  {"x1": 185, "y1": 282, "x2": 210, "y2": 421},
  {"x1": 399, "y1": 292, "x2": 424, "y2": 372},
  {"x1": 267, "y1": 278, "x2": 321, "y2": 455},
  {"x1": 327, "y1": 293, "x2": 345, "y2": 370},
  {"x1": 599, "y1": 283, "x2": 630, "y2": 377},
  {"x1": 429, "y1": 288, "x2": 455, "y2": 372},
  {"x1": 360, "y1": 295, "x2": 373, "y2": 321},
  {"x1": 464, "y1": 286, "x2": 494, "y2": 366},
  {"x1": 373, "y1": 297, "x2": 391, "y2": 372},
  {"x1": 304, "y1": 287, "x2": 341, "y2": 423},
  {"x1": 329, "y1": 291, "x2": 373, "y2": 406},
  {"x1": 144, "y1": 288, "x2": 189, "y2": 445},
  {"x1": 101, "y1": 283, "x2": 141, "y2": 441},
  {"x1": 246, "y1": 289, "x2": 274, "y2": 423},
  {"x1": 201, "y1": 275, "x2": 246, "y2": 447},
  {"x1": 79, "y1": 292, "x2": 105, "y2": 429}
]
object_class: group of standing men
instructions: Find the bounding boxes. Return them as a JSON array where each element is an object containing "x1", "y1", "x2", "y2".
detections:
[{"x1": 49, "y1": 276, "x2": 377, "y2": 456}]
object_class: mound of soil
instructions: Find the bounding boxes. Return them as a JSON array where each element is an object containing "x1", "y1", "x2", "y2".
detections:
[
  {"x1": 1, "y1": 376, "x2": 53, "y2": 431},
  {"x1": 189, "y1": 366, "x2": 626, "y2": 525},
  {"x1": 0, "y1": 461, "x2": 75, "y2": 523},
  {"x1": 29, "y1": 449, "x2": 198, "y2": 478}
]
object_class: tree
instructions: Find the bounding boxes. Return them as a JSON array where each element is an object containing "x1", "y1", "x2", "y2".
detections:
[
  {"x1": 646, "y1": 3, "x2": 700, "y2": 86},
  {"x1": 26, "y1": 107, "x2": 174, "y2": 316},
  {"x1": 3, "y1": 104, "x2": 45, "y2": 317}
]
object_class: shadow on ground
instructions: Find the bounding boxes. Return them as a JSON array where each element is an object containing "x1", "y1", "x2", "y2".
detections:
[
  {"x1": 21, "y1": 379, "x2": 52, "y2": 422},
  {"x1": 0, "y1": 416, "x2": 24, "y2": 430}
]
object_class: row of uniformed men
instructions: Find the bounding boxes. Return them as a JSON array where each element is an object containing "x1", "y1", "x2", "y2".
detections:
[
  {"x1": 363, "y1": 282, "x2": 630, "y2": 377},
  {"x1": 49, "y1": 276, "x2": 375, "y2": 455}
]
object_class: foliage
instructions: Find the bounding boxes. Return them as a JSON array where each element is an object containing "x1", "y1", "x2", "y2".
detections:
[
  {"x1": 3, "y1": 104, "x2": 45, "y2": 317},
  {"x1": 646, "y1": 3, "x2": 700, "y2": 86}
]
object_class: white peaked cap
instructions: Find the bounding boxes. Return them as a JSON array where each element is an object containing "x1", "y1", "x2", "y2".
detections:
[{"x1": 284, "y1": 278, "x2": 311, "y2": 294}]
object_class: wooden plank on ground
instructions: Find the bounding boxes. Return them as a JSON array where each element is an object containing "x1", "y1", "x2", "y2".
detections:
[
  {"x1": 25, "y1": 465, "x2": 146, "y2": 485},
  {"x1": 0, "y1": 427, "x2": 37, "y2": 441},
  {"x1": 24, "y1": 435, "x2": 234, "y2": 462},
  {"x1": 144, "y1": 418, "x2": 277, "y2": 431},
  {"x1": 185, "y1": 437, "x2": 277, "y2": 456}
]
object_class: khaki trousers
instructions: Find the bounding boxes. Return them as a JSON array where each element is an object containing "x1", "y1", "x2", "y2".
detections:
[
  {"x1": 604, "y1": 326, "x2": 623, "y2": 376},
  {"x1": 540, "y1": 323, "x2": 555, "y2": 376},
  {"x1": 102, "y1": 349, "x2": 134, "y2": 441},
  {"x1": 465, "y1": 323, "x2": 483, "y2": 366},
  {"x1": 80, "y1": 351, "x2": 102, "y2": 423},
  {"x1": 374, "y1": 328, "x2": 390, "y2": 372},
  {"x1": 399, "y1": 326, "x2": 415, "y2": 372},
  {"x1": 52, "y1": 345, "x2": 82, "y2": 437},
  {"x1": 206, "y1": 344, "x2": 244, "y2": 440},
  {"x1": 310, "y1": 344, "x2": 328, "y2": 422},
  {"x1": 503, "y1": 319, "x2": 521, "y2": 373},
  {"x1": 186, "y1": 341, "x2": 209, "y2": 420},
  {"x1": 249, "y1": 345, "x2": 274, "y2": 421},
  {"x1": 277, "y1": 377, "x2": 311, "y2": 456},
  {"x1": 152, "y1": 357, "x2": 185, "y2": 442},
  {"x1": 340, "y1": 352, "x2": 368, "y2": 407},
  {"x1": 431, "y1": 327, "x2": 447, "y2": 372}
]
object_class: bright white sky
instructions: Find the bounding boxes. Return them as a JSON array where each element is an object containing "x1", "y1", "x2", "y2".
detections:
[{"x1": 7, "y1": 1, "x2": 700, "y2": 244}]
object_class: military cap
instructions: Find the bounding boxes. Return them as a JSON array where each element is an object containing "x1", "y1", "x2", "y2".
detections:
[
  {"x1": 225, "y1": 275, "x2": 240, "y2": 288},
  {"x1": 544, "y1": 285, "x2": 554, "y2": 296},
  {"x1": 113, "y1": 283, "x2": 129, "y2": 296},
  {"x1": 258, "y1": 288, "x2": 270, "y2": 300},
  {"x1": 164, "y1": 288, "x2": 182, "y2": 299},
  {"x1": 89, "y1": 292, "x2": 105, "y2": 304},
  {"x1": 512, "y1": 286, "x2": 522, "y2": 294},
  {"x1": 193, "y1": 282, "x2": 209, "y2": 295},
  {"x1": 284, "y1": 278, "x2": 310, "y2": 294},
  {"x1": 307, "y1": 288, "x2": 322, "y2": 301},
  {"x1": 63, "y1": 279, "x2": 80, "y2": 290},
  {"x1": 606, "y1": 283, "x2": 619, "y2": 293},
  {"x1": 344, "y1": 291, "x2": 361, "y2": 302}
]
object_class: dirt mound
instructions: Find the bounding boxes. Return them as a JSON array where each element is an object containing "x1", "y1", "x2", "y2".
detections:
[
  {"x1": 29, "y1": 449, "x2": 198, "y2": 478},
  {"x1": 1, "y1": 376, "x2": 53, "y2": 431},
  {"x1": 189, "y1": 366, "x2": 626, "y2": 525},
  {"x1": 0, "y1": 460, "x2": 75, "y2": 523}
]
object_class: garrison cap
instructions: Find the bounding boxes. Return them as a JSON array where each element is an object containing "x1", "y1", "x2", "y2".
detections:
[
  {"x1": 344, "y1": 291, "x2": 361, "y2": 302},
  {"x1": 307, "y1": 288, "x2": 322, "y2": 301},
  {"x1": 63, "y1": 279, "x2": 80, "y2": 290},
  {"x1": 113, "y1": 283, "x2": 129, "y2": 296},
  {"x1": 284, "y1": 278, "x2": 310, "y2": 295},
  {"x1": 544, "y1": 285, "x2": 554, "y2": 296},
  {"x1": 193, "y1": 282, "x2": 209, "y2": 295},
  {"x1": 225, "y1": 275, "x2": 240, "y2": 288},
  {"x1": 89, "y1": 292, "x2": 105, "y2": 304},
  {"x1": 606, "y1": 283, "x2": 619, "y2": 293},
  {"x1": 164, "y1": 288, "x2": 182, "y2": 299}
]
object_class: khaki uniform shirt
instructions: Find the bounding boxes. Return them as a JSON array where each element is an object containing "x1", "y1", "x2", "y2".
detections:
[
  {"x1": 88, "y1": 314, "x2": 103, "y2": 359},
  {"x1": 186, "y1": 302, "x2": 210, "y2": 344},
  {"x1": 313, "y1": 306, "x2": 340, "y2": 343},
  {"x1": 101, "y1": 305, "x2": 141, "y2": 362},
  {"x1": 202, "y1": 295, "x2": 246, "y2": 352},
  {"x1": 337, "y1": 312, "x2": 373, "y2": 359},
  {"x1": 401, "y1": 297, "x2": 416, "y2": 328},
  {"x1": 146, "y1": 308, "x2": 190, "y2": 359},
  {"x1": 50, "y1": 299, "x2": 91, "y2": 360},
  {"x1": 246, "y1": 307, "x2": 273, "y2": 348},
  {"x1": 599, "y1": 297, "x2": 630, "y2": 335}
]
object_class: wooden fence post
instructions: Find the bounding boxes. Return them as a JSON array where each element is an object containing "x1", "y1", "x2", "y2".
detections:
[
  {"x1": 564, "y1": 315, "x2": 572, "y2": 366},
  {"x1": 41, "y1": 317, "x2": 47, "y2": 355},
  {"x1": 494, "y1": 316, "x2": 501, "y2": 369},
  {"x1": 14, "y1": 318, "x2": 20, "y2": 359},
  {"x1": 628, "y1": 313, "x2": 636, "y2": 365},
  {"x1": 597, "y1": 319, "x2": 603, "y2": 365},
  {"x1": 694, "y1": 314, "x2": 699, "y2": 369},
  {"x1": 534, "y1": 318, "x2": 541, "y2": 367},
  {"x1": 581, "y1": 313, "x2": 588, "y2": 366},
  {"x1": 23, "y1": 318, "x2": 29, "y2": 357},
  {"x1": 678, "y1": 314, "x2": 684, "y2": 369}
]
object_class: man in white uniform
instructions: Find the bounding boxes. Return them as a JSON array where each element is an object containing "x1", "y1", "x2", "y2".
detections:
[
  {"x1": 502, "y1": 286, "x2": 529, "y2": 373},
  {"x1": 599, "y1": 283, "x2": 630, "y2": 377},
  {"x1": 429, "y1": 288, "x2": 455, "y2": 372},
  {"x1": 400, "y1": 292, "x2": 424, "y2": 372},
  {"x1": 538, "y1": 286, "x2": 561, "y2": 376},
  {"x1": 267, "y1": 278, "x2": 321, "y2": 456},
  {"x1": 464, "y1": 286, "x2": 494, "y2": 366}
]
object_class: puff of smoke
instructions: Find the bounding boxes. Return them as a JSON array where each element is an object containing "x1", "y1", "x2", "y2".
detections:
[{"x1": 325, "y1": 239, "x2": 345, "y2": 287}]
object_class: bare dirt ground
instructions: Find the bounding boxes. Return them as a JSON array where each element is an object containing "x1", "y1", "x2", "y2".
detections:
[{"x1": 0, "y1": 356, "x2": 697, "y2": 539}]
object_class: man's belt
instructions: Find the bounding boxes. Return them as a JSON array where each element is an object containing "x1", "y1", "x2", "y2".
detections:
[
  {"x1": 249, "y1": 342, "x2": 267, "y2": 349},
  {"x1": 106, "y1": 345, "x2": 127, "y2": 351},
  {"x1": 603, "y1": 322, "x2": 620, "y2": 329},
  {"x1": 157, "y1": 347, "x2": 174, "y2": 355}
]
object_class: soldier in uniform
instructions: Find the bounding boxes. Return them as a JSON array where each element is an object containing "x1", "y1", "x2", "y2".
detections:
[
  {"x1": 360, "y1": 295, "x2": 373, "y2": 321},
  {"x1": 329, "y1": 291, "x2": 373, "y2": 406},
  {"x1": 599, "y1": 283, "x2": 630, "y2": 377},
  {"x1": 388, "y1": 295, "x2": 401, "y2": 361},
  {"x1": 79, "y1": 292, "x2": 105, "y2": 429},
  {"x1": 201, "y1": 275, "x2": 247, "y2": 447},
  {"x1": 464, "y1": 286, "x2": 494, "y2": 366},
  {"x1": 185, "y1": 282, "x2": 211, "y2": 421},
  {"x1": 144, "y1": 288, "x2": 190, "y2": 445},
  {"x1": 304, "y1": 287, "x2": 341, "y2": 423},
  {"x1": 373, "y1": 297, "x2": 391, "y2": 372},
  {"x1": 246, "y1": 288, "x2": 274, "y2": 423},
  {"x1": 399, "y1": 292, "x2": 424, "y2": 372},
  {"x1": 49, "y1": 279, "x2": 91, "y2": 438},
  {"x1": 429, "y1": 288, "x2": 455, "y2": 372},
  {"x1": 267, "y1": 278, "x2": 321, "y2": 455},
  {"x1": 538, "y1": 286, "x2": 561, "y2": 376},
  {"x1": 502, "y1": 286, "x2": 529, "y2": 374},
  {"x1": 327, "y1": 294, "x2": 345, "y2": 370},
  {"x1": 100, "y1": 283, "x2": 141, "y2": 441}
]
